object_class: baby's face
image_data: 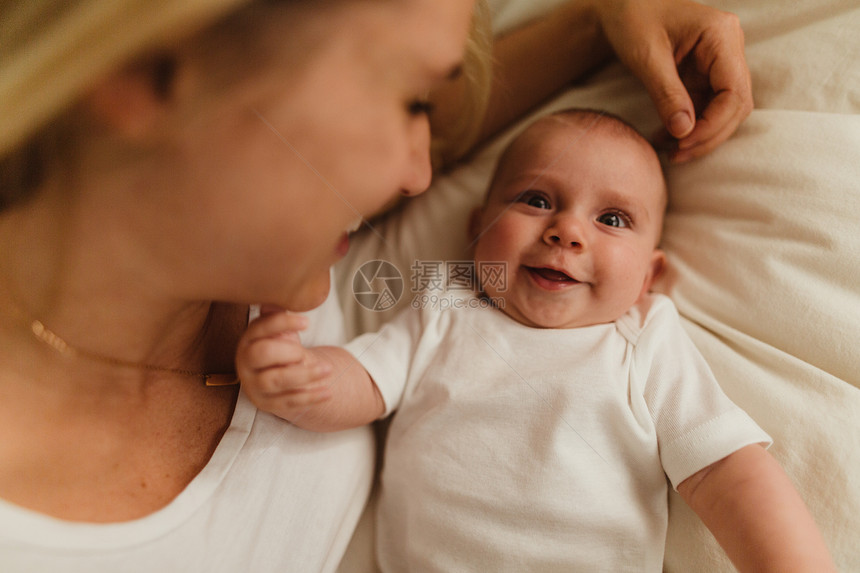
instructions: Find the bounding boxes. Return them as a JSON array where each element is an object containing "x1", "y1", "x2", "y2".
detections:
[{"x1": 472, "y1": 118, "x2": 666, "y2": 329}]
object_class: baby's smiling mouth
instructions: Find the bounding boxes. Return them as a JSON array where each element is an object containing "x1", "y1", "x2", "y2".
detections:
[{"x1": 525, "y1": 266, "x2": 580, "y2": 285}]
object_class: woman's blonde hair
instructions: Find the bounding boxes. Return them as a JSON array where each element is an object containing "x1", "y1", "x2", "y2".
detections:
[
  {"x1": 0, "y1": 0, "x2": 254, "y2": 157},
  {"x1": 0, "y1": 0, "x2": 496, "y2": 207},
  {"x1": 430, "y1": 0, "x2": 494, "y2": 169},
  {"x1": 0, "y1": 0, "x2": 254, "y2": 208}
]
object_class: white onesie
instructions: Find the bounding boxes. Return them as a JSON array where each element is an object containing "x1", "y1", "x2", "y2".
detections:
[{"x1": 345, "y1": 293, "x2": 771, "y2": 572}]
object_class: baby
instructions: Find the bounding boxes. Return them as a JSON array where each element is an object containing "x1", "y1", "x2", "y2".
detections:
[{"x1": 238, "y1": 110, "x2": 834, "y2": 572}]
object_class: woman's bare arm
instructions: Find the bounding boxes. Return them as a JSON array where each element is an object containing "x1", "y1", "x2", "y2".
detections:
[{"x1": 431, "y1": 0, "x2": 753, "y2": 165}]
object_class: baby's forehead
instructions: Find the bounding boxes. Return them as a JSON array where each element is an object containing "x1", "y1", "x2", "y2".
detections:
[
  {"x1": 525, "y1": 112, "x2": 650, "y2": 152},
  {"x1": 489, "y1": 113, "x2": 662, "y2": 185}
]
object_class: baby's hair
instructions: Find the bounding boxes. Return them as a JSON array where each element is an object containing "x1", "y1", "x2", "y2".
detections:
[{"x1": 543, "y1": 107, "x2": 652, "y2": 151}]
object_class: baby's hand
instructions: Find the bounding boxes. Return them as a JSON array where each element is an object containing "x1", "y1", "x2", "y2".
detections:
[{"x1": 237, "y1": 306, "x2": 334, "y2": 420}]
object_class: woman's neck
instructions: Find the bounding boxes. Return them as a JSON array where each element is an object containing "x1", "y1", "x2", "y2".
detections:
[{"x1": 0, "y1": 188, "x2": 243, "y2": 395}]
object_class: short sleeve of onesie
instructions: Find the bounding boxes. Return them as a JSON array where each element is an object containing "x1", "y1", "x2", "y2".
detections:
[
  {"x1": 619, "y1": 296, "x2": 773, "y2": 489},
  {"x1": 342, "y1": 306, "x2": 431, "y2": 417}
]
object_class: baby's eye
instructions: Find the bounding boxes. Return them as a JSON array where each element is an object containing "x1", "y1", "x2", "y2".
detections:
[
  {"x1": 518, "y1": 191, "x2": 551, "y2": 210},
  {"x1": 597, "y1": 211, "x2": 631, "y2": 228}
]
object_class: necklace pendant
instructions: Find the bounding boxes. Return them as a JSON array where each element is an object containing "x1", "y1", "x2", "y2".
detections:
[{"x1": 203, "y1": 374, "x2": 240, "y2": 387}]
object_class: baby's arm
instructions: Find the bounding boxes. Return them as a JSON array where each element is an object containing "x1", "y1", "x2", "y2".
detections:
[
  {"x1": 678, "y1": 444, "x2": 836, "y2": 572},
  {"x1": 236, "y1": 308, "x2": 384, "y2": 432}
]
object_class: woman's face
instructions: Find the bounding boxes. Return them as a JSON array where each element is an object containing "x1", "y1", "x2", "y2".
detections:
[{"x1": 158, "y1": 0, "x2": 473, "y2": 311}]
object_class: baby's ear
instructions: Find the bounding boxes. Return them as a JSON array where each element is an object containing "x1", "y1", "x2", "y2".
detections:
[{"x1": 468, "y1": 206, "x2": 484, "y2": 242}]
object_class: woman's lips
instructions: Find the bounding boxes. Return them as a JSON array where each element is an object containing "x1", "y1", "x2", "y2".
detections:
[
  {"x1": 336, "y1": 233, "x2": 350, "y2": 257},
  {"x1": 525, "y1": 266, "x2": 580, "y2": 290},
  {"x1": 336, "y1": 219, "x2": 362, "y2": 258}
]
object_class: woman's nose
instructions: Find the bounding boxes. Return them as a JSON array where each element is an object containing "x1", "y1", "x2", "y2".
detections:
[
  {"x1": 400, "y1": 117, "x2": 433, "y2": 197},
  {"x1": 543, "y1": 216, "x2": 585, "y2": 248}
]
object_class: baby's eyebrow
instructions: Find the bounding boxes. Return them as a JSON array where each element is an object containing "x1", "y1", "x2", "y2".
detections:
[{"x1": 600, "y1": 189, "x2": 648, "y2": 222}]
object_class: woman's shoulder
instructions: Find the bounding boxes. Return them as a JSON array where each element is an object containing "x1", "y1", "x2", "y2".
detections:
[{"x1": 0, "y1": 393, "x2": 375, "y2": 570}]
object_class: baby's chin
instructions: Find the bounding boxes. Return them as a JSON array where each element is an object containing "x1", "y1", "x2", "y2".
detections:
[{"x1": 497, "y1": 302, "x2": 620, "y2": 330}]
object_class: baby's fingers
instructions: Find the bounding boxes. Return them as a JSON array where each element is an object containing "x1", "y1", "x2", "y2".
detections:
[
  {"x1": 239, "y1": 334, "x2": 307, "y2": 373},
  {"x1": 250, "y1": 361, "x2": 333, "y2": 396},
  {"x1": 244, "y1": 310, "x2": 309, "y2": 343},
  {"x1": 266, "y1": 381, "x2": 333, "y2": 410},
  {"x1": 240, "y1": 360, "x2": 333, "y2": 415},
  {"x1": 243, "y1": 384, "x2": 332, "y2": 416}
]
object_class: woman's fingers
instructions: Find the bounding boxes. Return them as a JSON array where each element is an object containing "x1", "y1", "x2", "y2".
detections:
[
  {"x1": 622, "y1": 28, "x2": 697, "y2": 140},
  {"x1": 671, "y1": 95, "x2": 749, "y2": 162},
  {"x1": 595, "y1": 0, "x2": 753, "y2": 160},
  {"x1": 671, "y1": 12, "x2": 753, "y2": 159}
]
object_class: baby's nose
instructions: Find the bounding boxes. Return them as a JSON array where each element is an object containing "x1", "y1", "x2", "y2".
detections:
[{"x1": 544, "y1": 218, "x2": 585, "y2": 248}]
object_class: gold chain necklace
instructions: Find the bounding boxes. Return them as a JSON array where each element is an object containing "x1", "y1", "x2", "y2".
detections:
[{"x1": 30, "y1": 319, "x2": 239, "y2": 386}]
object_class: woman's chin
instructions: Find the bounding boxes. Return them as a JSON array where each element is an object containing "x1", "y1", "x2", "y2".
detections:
[{"x1": 283, "y1": 272, "x2": 332, "y2": 312}]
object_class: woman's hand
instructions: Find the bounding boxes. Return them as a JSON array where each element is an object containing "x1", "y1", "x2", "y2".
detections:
[
  {"x1": 433, "y1": 0, "x2": 750, "y2": 165},
  {"x1": 592, "y1": 0, "x2": 753, "y2": 162}
]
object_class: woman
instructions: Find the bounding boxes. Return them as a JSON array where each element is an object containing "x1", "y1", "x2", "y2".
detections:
[{"x1": 0, "y1": 0, "x2": 751, "y2": 570}]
